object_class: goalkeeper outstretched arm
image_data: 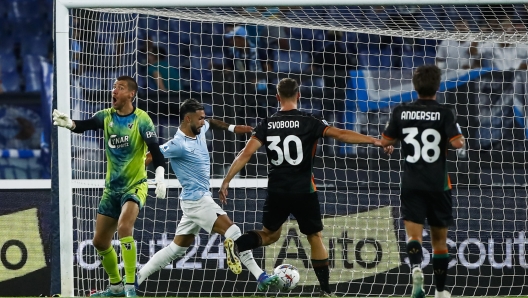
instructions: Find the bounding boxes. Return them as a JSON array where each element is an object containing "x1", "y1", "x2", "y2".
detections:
[{"x1": 52, "y1": 109, "x2": 103, "y2": 132}]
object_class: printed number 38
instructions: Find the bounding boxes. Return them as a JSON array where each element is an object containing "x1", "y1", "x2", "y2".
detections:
[{"x1": 402, "y1": 127, "x2": 441, "y2": 163}]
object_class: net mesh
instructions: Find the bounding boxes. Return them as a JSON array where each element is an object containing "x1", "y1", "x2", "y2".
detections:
[{"x1": 67, "y1": 4, "x2": 528, "y2": 297}]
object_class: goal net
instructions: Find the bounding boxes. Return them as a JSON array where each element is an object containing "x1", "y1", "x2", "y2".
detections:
[{"x1": 64, "y1": 3, "x2": 528, "y2": 297}]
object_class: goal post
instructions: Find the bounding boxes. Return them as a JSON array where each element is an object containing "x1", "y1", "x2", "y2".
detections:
[
  {"x1": 54, "y1": 1, "x2": 73, "y2": 296},
  {"x1": 54, "y1": 0, "x2": 528, "y2": 297}
]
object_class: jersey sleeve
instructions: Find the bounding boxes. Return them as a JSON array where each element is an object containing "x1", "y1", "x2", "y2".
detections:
[
  {"x1": 444, "y1": 109, "x2": 463, "y2": 141},
  {"x1": 160, "y1": 139, "x2": 183, "y2": 158},
  {"x1": 382, "y1": 106, "x2": 400, "y2": 140},
  {"x1": 312, "y1": 116, "x2": 329, "y2": 138},
  {"x1": 137, "y1": 112, "x2": 158, "y2": 145},
  {"x1": 251, "y1": 119, "x2": 267, "y2": 144},
  {"x1": 92, "y1": 109, "x2": 106, "y2": 128},
  {"x1": 202, "y1": 119, "x2": 211, "y2": 134}
]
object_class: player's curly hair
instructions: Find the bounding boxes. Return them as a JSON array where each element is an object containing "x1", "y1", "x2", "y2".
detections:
[
  {"x1": 277, "y1": 78, "x2": 299, "y2": 99},
  {"x1": 412, "y1": 64, "x2": 441, "y2": 98},
  {"x1": 179, "y1": 98, "x2": 204, "y2": 121}
]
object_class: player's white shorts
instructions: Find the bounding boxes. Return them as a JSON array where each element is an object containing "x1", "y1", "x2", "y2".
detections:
[{"x1": 175, "y1": 196, "x2": 227, "y2": 235}]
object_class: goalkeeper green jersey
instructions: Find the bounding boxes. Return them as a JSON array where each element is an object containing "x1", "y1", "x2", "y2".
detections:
[{"x1": 92, "y1": 107, "x2": 157, "y2": 192}]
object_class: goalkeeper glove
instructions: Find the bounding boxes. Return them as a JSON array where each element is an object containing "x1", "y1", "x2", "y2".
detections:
[
  {"x1": 155, "y1": 166, "x2": 167, "y2": 199},
  {"x1": 52, "y1": 109, "x2": 74, "y2": 130}
]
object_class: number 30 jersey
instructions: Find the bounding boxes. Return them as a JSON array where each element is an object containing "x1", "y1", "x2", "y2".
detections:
[
  {"x1": 252, "y1": 109, "x2": 329, "y2": 193},
  {"x1": 383, "y1": 100, "x2": 462, "y2": 191}
]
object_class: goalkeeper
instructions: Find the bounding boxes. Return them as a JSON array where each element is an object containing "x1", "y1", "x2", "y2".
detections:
[{"x1": 53, "y1": 76, "x2": 166, "y2": 297}]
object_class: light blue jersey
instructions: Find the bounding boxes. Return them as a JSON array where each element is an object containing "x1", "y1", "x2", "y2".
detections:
[{"x1": 160, "y1": 120, "x2": 212, "y2": 201}]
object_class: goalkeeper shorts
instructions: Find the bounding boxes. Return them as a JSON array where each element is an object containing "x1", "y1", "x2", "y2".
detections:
[{"x1": 98, "y1": 182, "x2": 148, "y2": 219}]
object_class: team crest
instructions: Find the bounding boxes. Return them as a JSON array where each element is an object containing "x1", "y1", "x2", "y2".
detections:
[
  {"x1": 128, "y1": 123, "x2": 134, "y2": 129},
  {"x1": 109, "y1": 121, "x2": 113, "y2": 127}
]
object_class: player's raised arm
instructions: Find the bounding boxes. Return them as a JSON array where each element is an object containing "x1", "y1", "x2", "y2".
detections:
[
  {"x1": 219, "y1": 138, "x2": 262, "y2": 204},
  {"x1": 325, "y1": 126, "x2": 394, "y2": 153},
  {"x1": 324, "y1": 126, "x2": 377, "y2": 144},
  {"x1": 52, "y1": 109, "x2": 104, "y2": 133},
  {"x1": 207, "y1": 118, "x2": 253, "y2": 134}
]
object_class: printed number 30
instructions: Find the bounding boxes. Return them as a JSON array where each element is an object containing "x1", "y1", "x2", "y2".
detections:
[
  {"x1": 402, "y1": 127, "x2": 441, "y2": 163},
  {"x1": 267, "y1": 135, "x2": 303, "y2": 166}
]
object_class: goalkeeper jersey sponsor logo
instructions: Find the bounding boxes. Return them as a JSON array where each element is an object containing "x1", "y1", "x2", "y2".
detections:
[
  {"x1": 145, "y1": 131, "x2": 157, "y2": 139},
  {"x1": 0, "y1": 208, "x2": 46, "y2": 282},
  {"x1": 264, "y1": 206, "x2": 400, "y2": 285},
  {"x1": 108, "y1": 134, "x2": 130, "y2": 149}
]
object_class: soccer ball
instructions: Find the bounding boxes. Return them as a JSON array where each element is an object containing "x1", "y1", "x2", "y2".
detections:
[{"x1": 273, "y1": 264, "x2": 300, "y2": 291}]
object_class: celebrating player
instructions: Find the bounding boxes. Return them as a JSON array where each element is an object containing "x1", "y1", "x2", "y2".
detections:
[
  {"x1": 218, "y1": 78, "x2": 392, "y2": 296},
  {"x1": 381, "y1": 64, "x2": 465, "y2": 298},
  {"x1": 137, "y1": 98, "x2": 279, "y2": 291},
  {"x1": 53, "y1": 76, "x2": 166, "y2": 297}
]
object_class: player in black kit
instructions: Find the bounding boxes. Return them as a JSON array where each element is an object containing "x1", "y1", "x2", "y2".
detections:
[
  {"x1": 219, "y1": 78, "x2": 392, "y2": 296},
  {"x1": 381, "y1": 65, "x2": 465, "y2": 298}
]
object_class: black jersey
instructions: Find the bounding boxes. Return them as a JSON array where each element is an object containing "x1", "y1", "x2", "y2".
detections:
[
  {"x1": 383, "y1": 100, "x2": 462, "y2": 191},
  {"x1": 252, "y1": 109, "x2": 329, "y2": 193}
]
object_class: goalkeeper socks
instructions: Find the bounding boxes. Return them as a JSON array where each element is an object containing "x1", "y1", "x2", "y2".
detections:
[
  {"x1": 433, "y1": 249, "x2": 449, "y2": 292},
  {"x1": 235, "y1": 231, "x2": 263, "y2": 252},
  {"x1": 120, "y1": 236, "x2": 137, "y2": 284},
  {"x1": 406, "y1": 240, "x2": 423, "y2": 267},
  {"x1": 137, "y1": 241, "x2": 188, "y2": 285},
  {"x1": 97, "y1": 246, "x2": 122, "y2": 284},
  {"x1": 312, "y1": 259, "x2": 331, "y2": 294},
  {"x1": 238, "y1": 250, "x2": 264, "y2": 279}
]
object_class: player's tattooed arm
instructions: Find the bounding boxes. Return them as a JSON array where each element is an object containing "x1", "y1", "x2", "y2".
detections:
[
  {"x1": 207, "y1": 118, "x2": 229, "y2": 130},
  {"x1": 207, "y1": 118, "x2": 253, "y2": 134}
]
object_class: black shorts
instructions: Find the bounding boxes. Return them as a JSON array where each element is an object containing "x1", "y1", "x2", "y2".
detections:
[
  {"x1": 262, "y1": 191, "x2": 323, "y2": 235},
  {"x1": 400, "y1": 188, "x2": 453, "y2": 227}
]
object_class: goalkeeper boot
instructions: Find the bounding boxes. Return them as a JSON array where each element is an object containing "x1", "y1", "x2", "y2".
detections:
[
  {"x1": 435, "y1": 290, "x2": 451, "y2": 298},
  {"x1": 224, "y1": 238, "x2": 242, "y2": 274},
  {"x1": 90, "y1": 283, "x2": 125, "y2": 297},
  {"x1": 257, "y1": 272, "x2": 280, "y2": 292},
  {"x1": 411, "y1": 267, "x2": 426, "y2": 298},
  {"x1": 320, "y1": 291, "x2": 335, "y2": 297},
  {"x1": 122, "y1": 275, "x2": 139, "y2": 290},
  {"x1": 124, "y1": 285, "x2": 137, "y2": 297}
]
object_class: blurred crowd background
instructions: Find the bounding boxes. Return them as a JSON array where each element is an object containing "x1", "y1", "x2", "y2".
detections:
[{"x1": 1, "y1": 2, "x2": 528, "y2": 180}]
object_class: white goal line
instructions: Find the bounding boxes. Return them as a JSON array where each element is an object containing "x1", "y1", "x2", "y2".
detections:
[{"x1": 0, "y1": 179, "x2": 268, "y2": 189}]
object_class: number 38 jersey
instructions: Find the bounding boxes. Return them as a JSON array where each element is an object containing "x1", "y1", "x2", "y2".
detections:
[
  {"x1": 252, "y1": 109, "x2": 329, "y2": 194},
  {"x1": 383, "y1": 100, "x2": 462, "y2": 191}
]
